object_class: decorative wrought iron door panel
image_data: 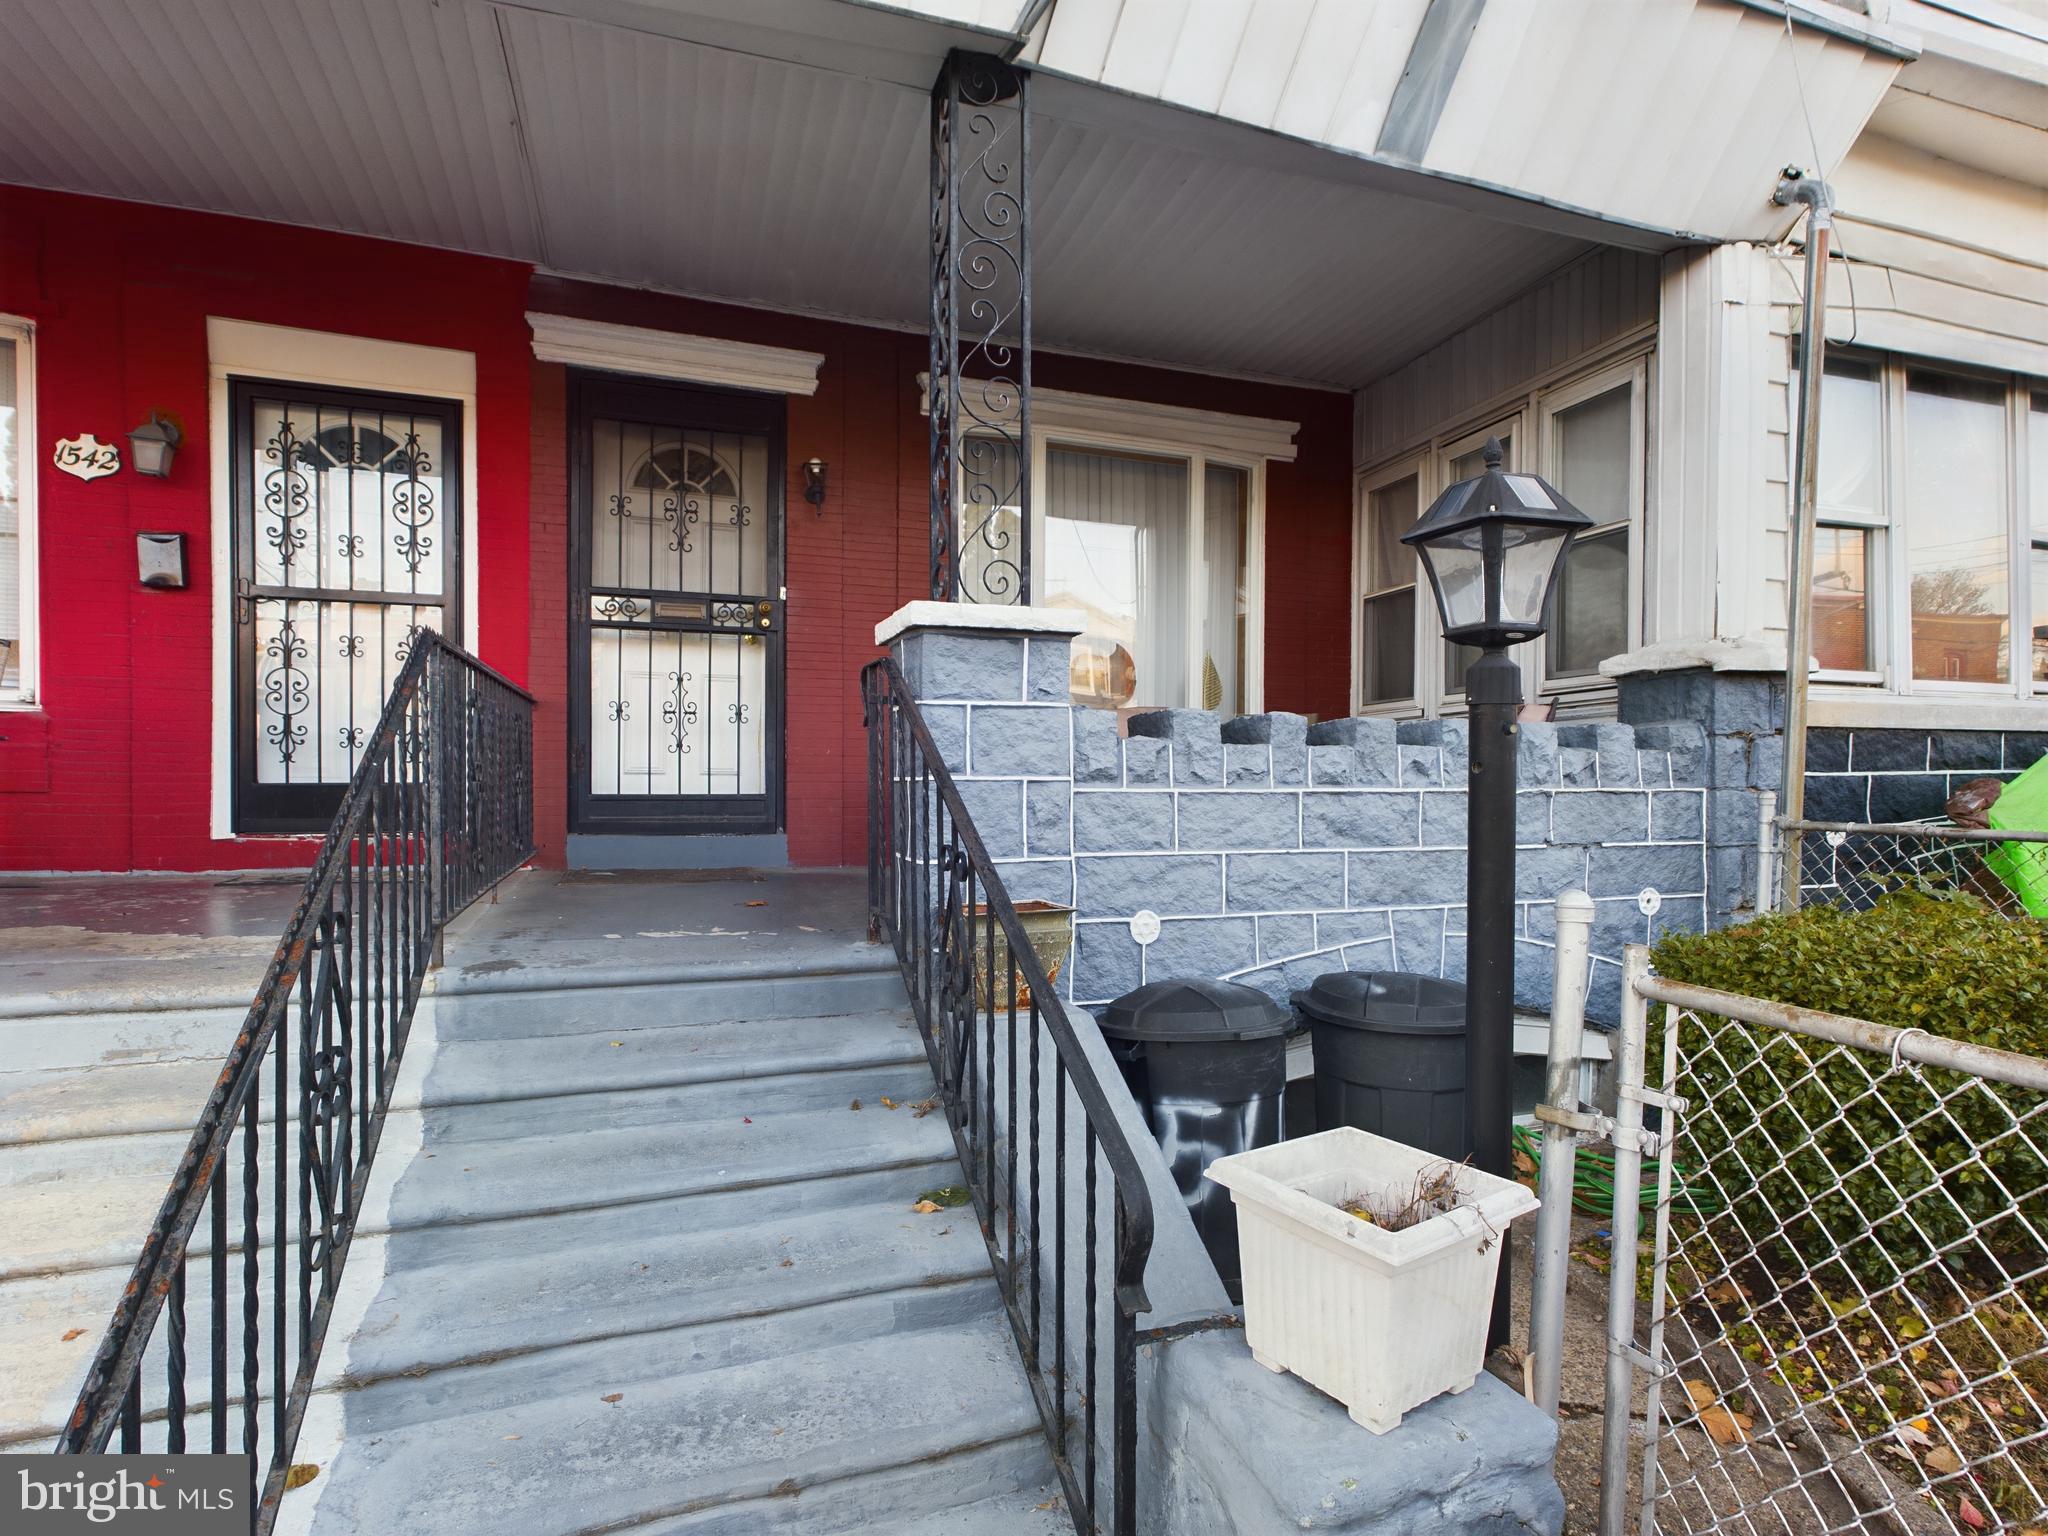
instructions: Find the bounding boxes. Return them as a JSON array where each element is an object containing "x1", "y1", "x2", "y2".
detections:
[
  {"x1": 231, "y1": 380, "x2": 462, "y2": 834},
  {"x1": 570, "y1": 376, "x2": 783, "y2": 836}
]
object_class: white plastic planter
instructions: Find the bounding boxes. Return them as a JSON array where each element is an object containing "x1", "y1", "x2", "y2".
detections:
[{"x1": 1204, "y1": 1126, "x2": 1539, "y2": 1433}]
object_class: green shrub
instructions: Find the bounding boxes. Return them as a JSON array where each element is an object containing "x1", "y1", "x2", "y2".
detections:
[{"x1": 1649, "y1": 892, "x2": 2048, "y2": 1283}]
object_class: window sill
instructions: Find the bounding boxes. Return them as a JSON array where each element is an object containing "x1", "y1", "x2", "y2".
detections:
[{"x1": 1808, "y1": 690, "x2": 2048, "y2": 732}]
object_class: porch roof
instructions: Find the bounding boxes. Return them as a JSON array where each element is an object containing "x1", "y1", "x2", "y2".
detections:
[{"x1": 0, "y1": 0, "x2": 1806, "y2": 389}]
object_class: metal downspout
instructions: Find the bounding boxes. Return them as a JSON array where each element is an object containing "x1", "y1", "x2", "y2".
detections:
[{"x1": 1774, "y1": 170, "x2": 1834, "y2": 913}]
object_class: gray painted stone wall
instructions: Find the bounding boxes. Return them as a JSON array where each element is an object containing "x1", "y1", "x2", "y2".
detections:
[
  {"x1": 1614, "y1": 667, "x2": 2048, "y2": 926},
  {"x1": 893, "y1": 621, "x2": 1709, "y2": 1028}
]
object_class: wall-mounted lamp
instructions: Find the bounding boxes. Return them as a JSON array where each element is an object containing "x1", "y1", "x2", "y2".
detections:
[
  {"x1": 127, "y1": 413, "x2": 183, "y2": 479},
  {"x1": 802, "y1": 457, "x2": 829, "y2": 511},
  {"x1": 136, "y1": 531, "x2": 187, "y2": 589}
]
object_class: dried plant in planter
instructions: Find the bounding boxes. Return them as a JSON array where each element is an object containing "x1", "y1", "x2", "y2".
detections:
[{"x1": 1337, "y1": 1159, "x2": 1470, "y2": 1232}]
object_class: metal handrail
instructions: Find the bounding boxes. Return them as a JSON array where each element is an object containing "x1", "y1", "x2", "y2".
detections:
[
  {"x1": 54, "y1": 633, "x2": 534, "y2": 1531},
  {"x1": 861, "y1": 657, "x2": 1154, "y2": 1536}
]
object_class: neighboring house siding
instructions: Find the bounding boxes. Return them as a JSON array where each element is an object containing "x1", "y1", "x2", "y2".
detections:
[{"x1": 0, "y1": 186, "x2": 534, "y2": 872}]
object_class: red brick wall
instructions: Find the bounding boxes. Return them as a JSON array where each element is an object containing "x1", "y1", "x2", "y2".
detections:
[
  {"x1": 526, "y1": 277, "x2": 1352, "y2": 869},
  {"x1": 0, "y1": 187, "x2": 533, "y2": 871},
  {"x1": 0, "y1": 186, "x2": 1349, "y2": 874}
]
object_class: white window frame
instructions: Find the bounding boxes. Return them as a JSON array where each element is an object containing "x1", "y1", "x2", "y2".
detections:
[
  {"x1": 1, "y1": 315, "x2": 38, "y2": 708},
  {"x1": 1351, "y1": 452, "x2": 1429, "y2": 718},
  {"x1": 1351, "y1": 346, "x2": 1652, "y2": 718},
  {"x1": 1810, "y1": 350, "x2": 2046, "y2": 703},
  {"x1": 1533, "y1": 357, "x2": 1647, "y2": 697},
  {"x1": 1018, "y1": 426, "x2": 1267, "y2": 714}
]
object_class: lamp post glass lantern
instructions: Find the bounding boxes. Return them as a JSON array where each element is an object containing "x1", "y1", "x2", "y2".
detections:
[{"x1": 1401, "y1": 434, "x2": 1588, "y2": 1350}]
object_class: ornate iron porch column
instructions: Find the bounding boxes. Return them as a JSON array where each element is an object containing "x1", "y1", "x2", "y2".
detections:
[{"x1": 929, "y1": 50, "x2": 1031, "y2": 604}]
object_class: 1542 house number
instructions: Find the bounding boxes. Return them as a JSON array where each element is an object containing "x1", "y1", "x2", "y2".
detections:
[{"x1": 52, "y1": 433, "x2": 121, "y2": 481}]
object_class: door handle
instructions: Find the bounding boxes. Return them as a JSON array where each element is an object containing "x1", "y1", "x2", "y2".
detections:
[{"x1": 234, "y1": 576, "x2": 255, "y2": 625}]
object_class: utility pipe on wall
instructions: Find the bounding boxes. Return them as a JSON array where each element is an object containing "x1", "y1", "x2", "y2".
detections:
[{"x1": 1774, "y1": 170, "x2": 1835, "y2": 913}]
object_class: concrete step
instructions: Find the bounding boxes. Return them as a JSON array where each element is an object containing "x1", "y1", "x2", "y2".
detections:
[
  {"x1": 626, "y1": 1440, "x2": 1068, "y2": 1535},
  {"x1": 329, "y1": 1193, "x2": 991, "y2": 1388},
  {"x1": 430, "y1": 966, "x2": 908, "y2": 1042},
  {"x1": 0, "y1": 1162, "x2": 967, "y2": 1450},
  {"x1": 419, "y1": 1061, "x2": 940, "y2": 1146},
  {"x1": 417, "y1": 1009, "x2": 926, "y2": 1109},
  {"x1": 284, "y1": 1293, "x2": 1044, "y2": 1536}
]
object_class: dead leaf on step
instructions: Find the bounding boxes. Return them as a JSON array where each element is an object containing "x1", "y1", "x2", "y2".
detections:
[
  {"x1": 1924, "y1": 1446, "x2": 1962, "y2": 1475},
  {"x1": 60, "y1": 1328, "x2": 85, "y2": 1342},
  {"x1": 610, "y1": 1041, "x2": 623, "y2": 1048},
  {"x1": 880, "y1": 1097, "x2": 899, "y2": 1110},
  {"x1": 283, "y1": 1464, "x2": 320, "y2": 1491},
  {"x1": 503, "y1": 1434, "x2": 522, "y2": 1442},
  {"x1": 799, "y1": 925, "x2": 819, "y2": 932},
  {"x1": 779, "y1": 1258, "x2": 794, "y2": 1268},
  {"x1": 849, "y1": 1099, "x2": 863, "y2": 1111},
  {"x1": 912, "y1": 1200, "x2": 942, "y2": 1214},
  {"x1": 772, "y1": 1427, "x2": 786, "y2": 1436},
  {"x1": 910, "y1": 1096, "x2": 940, "y2": 1118},
  {"x1": 601, "y1": 1393, "x2": 624, "y2": 1404},
  {"x1": 1684, "y1": 1380, "x2": 1752, "y2": 1446},
  {"x1": 744, "y1": 900, "x2": 769, "y2": 908}
]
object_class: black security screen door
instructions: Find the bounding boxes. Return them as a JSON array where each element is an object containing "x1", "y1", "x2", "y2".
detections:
[
  {"x1": 570, "y1": 375, "x2": 785, "y2": 836},
  {"x1": 231, "y1": 378, "x2": 462, "y2": 834}
]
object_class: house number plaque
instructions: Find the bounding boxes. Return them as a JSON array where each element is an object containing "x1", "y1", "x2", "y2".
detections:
[{"x1": 53, "y1": 433, "x2": 121, "y2": 481}]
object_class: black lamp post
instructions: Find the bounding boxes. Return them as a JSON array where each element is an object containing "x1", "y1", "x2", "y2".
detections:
[{"x1": 1401, "y1": 436, "x2": 1589, "y2": 1350}]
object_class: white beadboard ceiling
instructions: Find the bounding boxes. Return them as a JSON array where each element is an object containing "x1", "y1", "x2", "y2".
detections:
[{"x1": 0, "y1": 0, "x2": 1841, "y2": 389}]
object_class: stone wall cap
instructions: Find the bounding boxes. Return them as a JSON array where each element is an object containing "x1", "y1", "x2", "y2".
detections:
[
  {"x1": 1601, "y1": 636, "x2": 1788, "y2": 678},
  {"x1": 876, "y1": 600, "x2": 1088, "y2": 647}
]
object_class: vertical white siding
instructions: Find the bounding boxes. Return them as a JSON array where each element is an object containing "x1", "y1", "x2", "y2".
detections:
[{"x1": 1352, "y1": 248, "x2": 1660, "y2": 467}]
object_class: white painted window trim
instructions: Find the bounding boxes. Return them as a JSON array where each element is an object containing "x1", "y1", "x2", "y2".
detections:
[
  {"x1": 1532, "y1": 357, "x2": 1647, "y2": 698},
  {"x1": 1811, "y1": 347, "x2": 2047, "y2": 703},
  {"x1": 527, "y1": 313, "x2": 823, "y2": 396},
  {"x1": 1355, "y1": 342, "x2": 1655, "y2": 718},
  {"x1": 914, "y1": 372, "x2": 1299, "y2": 463},
  {"x1": 0, "y1": 314, "x2": 37, "y2": 709},
  {"x1": 206, "y1": 317, "x2": 480, "y2": 841},
  {"x1": 1350, "y1": 453, "x2": 1428, "y2": 719},
  {"x1": 915, "y1": 373, "x2": 1295, "y2": 715}
]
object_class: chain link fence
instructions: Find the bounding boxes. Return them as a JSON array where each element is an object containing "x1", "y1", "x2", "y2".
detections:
[
  {"x1": 1775, "y1": 815, "x2": 2048, "y2": 922},
  {"x1": 1603, "y1": 955, "x2": 2048, "y2": 1536}
]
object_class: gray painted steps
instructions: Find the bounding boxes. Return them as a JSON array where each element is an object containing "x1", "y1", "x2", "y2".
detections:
[
  {"x1": 628, "y1": 1438, "x2": 1070, "y2": 1535},
  {"x1": 332, "y1": 1194, "x2": 992, "y2": 1387},
  {"x1": 417, "y1": 1008, "x2": 927, "y2": 1108},
  {"x1": 291, "y1": 1299, "x2": 1045, "y2": 1536},
  {"x1": 0, "y1": 1162, "x2": 965, "y2": 1449},
  {"x1": 431, "y1": 968, "x2": 908, "y2": 1041}
]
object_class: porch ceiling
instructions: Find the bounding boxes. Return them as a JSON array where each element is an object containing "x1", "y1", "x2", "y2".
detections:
[{"x1": 0, "y1": 0, "x2": 1617, "y2": 389}]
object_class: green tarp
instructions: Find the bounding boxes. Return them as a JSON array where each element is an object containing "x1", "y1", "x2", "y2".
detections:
[{"x1": 1987, "y1": 748, "x2": 2048, "y2": 918}]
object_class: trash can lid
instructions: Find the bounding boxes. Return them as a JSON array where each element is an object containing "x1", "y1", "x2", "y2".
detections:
[
  {"x1": 1097, "y1": 979, "x2": 1294, "y2": 1043},
  {"x1": 1291, "y1": 971, "x2": 1466, "y2": 1034}
]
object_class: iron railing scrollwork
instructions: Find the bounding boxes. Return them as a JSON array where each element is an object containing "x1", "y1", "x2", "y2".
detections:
[
  {"x1": 930, "y1": 49, "x2": 1032, "y2": 605},
  {"x1": 863, "y1": 659, "x2": 1152, "y2": 1536},
  {"x1": 55, "y1": 634, "x2": 534, "y2": 1531}
]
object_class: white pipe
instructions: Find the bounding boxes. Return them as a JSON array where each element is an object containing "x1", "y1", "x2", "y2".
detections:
[
  {"x1": 1599, "y1": 946, "x2": 1653, "y2": 1536},
  {"x1": 1756, "y1": 787, "x2": 1780, "y2": 916},
  {"x1": 1529, "y1": 890, "x2": 1594, "y2": 1418}
]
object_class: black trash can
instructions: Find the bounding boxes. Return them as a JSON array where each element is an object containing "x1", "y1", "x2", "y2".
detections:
[
  {"x1": 1097, "y1": 979, "x2": 1293, "y2": 1303},
  {"x1": 1292, "y1": 971, "x2": 1468, "y2": 1160}
]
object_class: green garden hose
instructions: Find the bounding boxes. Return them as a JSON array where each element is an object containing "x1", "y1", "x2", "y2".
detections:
[{"x1": 1512, "y1": 1123, "x2": 1720, "y2": 1218}]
